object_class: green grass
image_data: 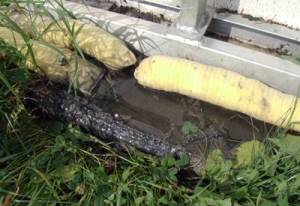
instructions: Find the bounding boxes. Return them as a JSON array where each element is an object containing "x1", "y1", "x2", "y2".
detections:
[
  {"x1": 1, "y1": 115, "x2": 300, "y2": 205},
  {"x1": 1, "y1": 1, "x2": 300, "y2": 206}
]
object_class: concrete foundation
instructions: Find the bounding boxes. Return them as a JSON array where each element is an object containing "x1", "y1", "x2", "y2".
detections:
[{"x1": 119, "y1": 0, "x2": 300, "y2": 30}]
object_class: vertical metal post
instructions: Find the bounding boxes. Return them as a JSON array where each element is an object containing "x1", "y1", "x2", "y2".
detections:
[{"x1": 176, "y1": 0, "x2": 208, "y2": 32}]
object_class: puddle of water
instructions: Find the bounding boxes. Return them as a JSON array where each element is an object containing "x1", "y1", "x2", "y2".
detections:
[{"x1": 93, "y1": 71, "x2": 271, "y2": 160}]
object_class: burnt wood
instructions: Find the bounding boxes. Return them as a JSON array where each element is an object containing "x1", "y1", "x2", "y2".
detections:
[{"x1": 24, "y1": 84, "x2": 187, "y2": 158}]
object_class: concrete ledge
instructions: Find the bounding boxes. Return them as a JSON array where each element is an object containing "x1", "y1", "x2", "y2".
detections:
[
  {"x1": 113, "y1": 0, "x2": 300, "y2": 30},
  {"x1": 215, "y1": 0, "x2": 300, "y2": 30}
]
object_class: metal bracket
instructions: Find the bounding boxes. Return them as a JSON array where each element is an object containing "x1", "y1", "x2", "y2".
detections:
[
  {"x1": 175, "y1": 0, "x2": 207, "y2": 32},
  {"x1": 208, "y1": 12, "x2": 300, "y2": 57},
  {"x1": 172, "y1": 0, "x2": 213, "y2": 40}
]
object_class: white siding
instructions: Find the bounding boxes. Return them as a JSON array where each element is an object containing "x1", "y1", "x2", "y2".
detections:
[{"x1": 215, "y1": 0, "x2": 300, "y2": 30}]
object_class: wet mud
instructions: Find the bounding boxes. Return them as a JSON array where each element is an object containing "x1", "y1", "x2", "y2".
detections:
[
  {"x1": 94, "y1": 71, "x2": 271, "y2": 161},
  {"x1": 25, "y1": 69, "x2": 271, "y2": 170}
]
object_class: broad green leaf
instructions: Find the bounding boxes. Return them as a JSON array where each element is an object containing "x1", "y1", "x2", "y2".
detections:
[
  {"x1": 181, "y1": 121, "x2": 199, "y2": 135},
  {"x1": 236, "y1": 168, "x2": 259, "y2": 183},
  {"x1": 158, "y1": 196, "x2": 170, "y2": 205},
  {"x1": 161, "y1": 156, "x2": 176, "y2": 167},
  {"x1": 204, "y1": 149, "x2": 232, "y2": 183},
  {"x1": 277, "y1": 194, "x2": 289, "y2": 206},
  {"x1": 145, "y1": 190, "x2": 154, "y2": 205},
  {"x1": 134, "y1": 196, "x2": 145, "y2": 206},
  {"x1": 274, "y1": 178, "x2": 288, "y2": 197},
  {"x1": 236, "y1": 140, "x2": 265, "y2": 167},
  {"x1": 121, "y1": 168, "x2": 133, "y2": 181},
  {"x1": 260, "y1": 200, "x2": 277, "y2": 206},
  {"x1": 53, "y1": 164, "x2": 80, "y2": 182},
  {"x1": 195, "y1": 197, "x2": 232, "y2": 206},
  {"x1": 270, "y1": 135, "x2": 300, "y2": 161},
  {"x1": 289, "y1": 174, "x2": 300, "y2": 193},
  {"x1": 84, "y1": 169, "x2": 95, "y2": 183},
  {"x1": 230, "y1": 186, "x2": 249, "y2": 200},
  {"x1": 96, "y1": 182, "x2": 113, "y2": 198},
  {"x1": 175, "y1": 153, "x2": 190, "y2": 168},
  {"x1": 262, "y1": 155, "x2": 279, "y2": 176},
  {"x1": 216, "y1": 198, "x2": 232, "y2": 206}
]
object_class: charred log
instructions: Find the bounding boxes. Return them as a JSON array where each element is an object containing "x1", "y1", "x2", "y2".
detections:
[{"x1": 24, "y1": 84, "x2": 187, "y2": 158}]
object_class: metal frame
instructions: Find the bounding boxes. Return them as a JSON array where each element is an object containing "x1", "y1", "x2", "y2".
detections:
[
  {"x1": 208, "y1": 12, "x2": 300, "y2": 57},
  {"x1": 47, "y1": 1, "x2": 300, "y2": 96},
  {"x1": 111, "y1": 0, "x2": 180, "y2": 21},
  {"x1": 118, "y1": 0, "x2": 181, "y2": 12},
  {"x1": 170, "y1": 0, "x2": 213, "y2": 40},
  {"x1": 110, "y1": 0, "x2": 213, "y2": 40},
  {"x1": 175, "y1": 0, "x2": 207, "y2": 32}
]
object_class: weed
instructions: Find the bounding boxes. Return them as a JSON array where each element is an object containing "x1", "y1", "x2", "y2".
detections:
[
  {"x1": 0, "y1": 39, "x2": 29, "y2": 130},
  {"x1": 0, "y1": 121, "x2": 192, "y2": 205},
  {"x1": 2, "y1": 118, "x2": 300, "y2": 205},
  {"x1": 181, "y1": 121, "x2": 199, "y2": 136}
]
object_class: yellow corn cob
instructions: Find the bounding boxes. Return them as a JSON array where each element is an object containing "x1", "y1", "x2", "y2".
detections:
[
  {"x1": 6, "y1": 10, "x2": 136, "y2": 69},
  {"x1": 134, "y1": 55, "x2": 300, "y2": 132},
  {"x1": 0, "y1": 27, "x2": 65, "y2": 69},
  {"x1": 6, "y1": 10, "x2": 40, "y2": 36},
  {"x1": 0, "y1": 27, "x2": 103, "y2": 94},
  {"x1": 35, "y1": 19, "x2": 136, "y2": 70}
]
